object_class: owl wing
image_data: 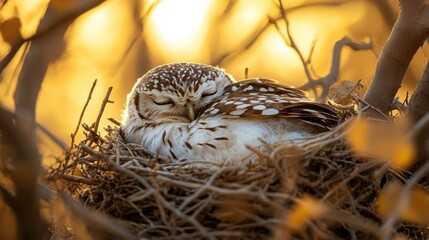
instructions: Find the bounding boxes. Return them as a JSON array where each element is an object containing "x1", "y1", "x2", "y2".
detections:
[{"x1": 199, "y1": 78, "x2": 339, "y2": 130}]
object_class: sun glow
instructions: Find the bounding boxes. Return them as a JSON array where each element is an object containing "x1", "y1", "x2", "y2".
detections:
[{"x1": 148, "y1": 0, "x2": 212, "y2": 61}]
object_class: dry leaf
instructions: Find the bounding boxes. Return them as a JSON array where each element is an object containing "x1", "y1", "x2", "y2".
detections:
[
  {"x1": 329, "y1": 80, "x2": 362, "y2": 105},
  {"x1": 283, "y1": 196, "x2": 328, "y2": 233},
  {"x1": 376, "y1": 183, "x2": 429, "y2": 225},
  {"x1": 0, "y1": 17, "x2": 22, "y2": 44},
  {"x1": 347, "y1": 118, "x2": 415, "y2": 169}
]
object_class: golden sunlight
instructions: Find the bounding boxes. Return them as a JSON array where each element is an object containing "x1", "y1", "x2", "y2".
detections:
[
  {"x1": 147, "y1": 0, "x2": 212, "y2": 61},
  {"x1": 73, "y1": 5, "x2": 114, "y2": 50}
]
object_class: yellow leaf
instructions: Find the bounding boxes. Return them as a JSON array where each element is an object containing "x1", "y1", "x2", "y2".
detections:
[
  {"x1": 0, "y1": 17, "x2": 22, "y2": 44},
  {"x1": 391, "y1": 141, "x2": 415, "y2": 169},
  {"x1": 347, "y1": 118, "x2": 415, "y2": 170},
  {"x1": 376, "y1": 183, "x2": 429, "y2": 225},
  {"x1": 284, "y1": 196, "x2": 328, "y2": 233}
]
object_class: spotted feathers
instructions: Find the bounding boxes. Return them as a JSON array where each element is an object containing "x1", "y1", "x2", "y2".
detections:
[
  {"x1": 200, "y1": 78, "x2": 338, "y2": 129},
  {"x1": 121, "y1": 63, "x2": 339, "y2": 164}
]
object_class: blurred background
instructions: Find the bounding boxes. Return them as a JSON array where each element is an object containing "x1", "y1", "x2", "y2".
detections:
[{"x1": 0, "y1": 0, "x2": 428, "y2": 159}]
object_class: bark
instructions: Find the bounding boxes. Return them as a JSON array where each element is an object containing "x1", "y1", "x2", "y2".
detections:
[
  {"x1": 363, "y1": 0, "x2": 429, "y2": 116},
  {"x1": 408, "y1": 61, "x2": 429, "y2": 171}
]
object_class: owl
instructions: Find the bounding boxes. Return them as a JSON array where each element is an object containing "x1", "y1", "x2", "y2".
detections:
[{"x1": 121, "y1": 63, "x2": 338, "y2": 164}]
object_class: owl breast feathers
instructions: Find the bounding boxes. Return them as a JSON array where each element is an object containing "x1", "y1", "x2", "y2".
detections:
[{"x1": 121, "y1": 63, "x2": 338, "y2": 164}]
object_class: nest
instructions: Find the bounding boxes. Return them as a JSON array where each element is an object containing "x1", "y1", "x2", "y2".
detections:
[{"x1": 50, "y1": 117, "x2": 426, "y2": 239}]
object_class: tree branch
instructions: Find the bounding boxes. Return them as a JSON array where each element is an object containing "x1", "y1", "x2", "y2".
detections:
[
  {"x1": 363, "y1": 0, "x2": 429, "y2": 116},
  {"x1": 407, "y1": 61, "x2": 429, "y2": 170},
  {"x1": 0, "y1": 106, "x2": 44, "y2": 239},
  {"x1": 0, "y1": 0, "x2": 106, "y2": 75},
  {"x1": 299, "y1": 37, "x2": 372, "y2": 101},
  {"x1": 272, "y1": 0, "x2": 372, "y2": 101}
]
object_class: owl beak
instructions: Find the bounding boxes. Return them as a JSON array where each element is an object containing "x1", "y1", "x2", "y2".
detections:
[{"x1": 186, "y1": 102, "x2": 196, "y2": 121}]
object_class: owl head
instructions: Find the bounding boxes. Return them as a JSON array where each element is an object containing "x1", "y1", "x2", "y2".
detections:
[{"x1": 125, "y1": 63, "x2": 234, "y2": 123}]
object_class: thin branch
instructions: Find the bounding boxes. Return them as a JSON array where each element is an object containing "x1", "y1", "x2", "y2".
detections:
[
  {"x1": 324, "y1": 210, "x2": 381, "y2": 238},
  {"x1": 277, "y1": 0, "x2": 314, "y2": 83},
  {"x1": 94, "y1": 86, "x2": 113, "y2": 134},
  {"x1": 0, "y1": 184, "x2": 16, "y2": 212},
  {"x1": 272, "y1": 1, "x2": 372, "y2": 101},
  {"x1": 0, "y1": 0, "x2": 106, "y2": 74},
  {"x1": 1, "y1": 107, "x2": 67, "y2": 150},
  {"x1": 407, "y1": 112, "x2": 429, "y2": 139},
  {"x1": 299, "y1": 37, "x2": 372, "y2": 101},
  {"x1": 212, "y1": 19, "x2": 271, "y2": 66},
  {"x1": 71, "y1": 79, "x2": 97, "y2": 147},
  {"x1": 0, "y1": 106, "x2": 43, "y2": 239},
  {"x1": 110, "y1": 0, "x2": 160, "y2": 77},
  {"x1": 213, "y1": 0, "x2": 354, "y2": 66}
]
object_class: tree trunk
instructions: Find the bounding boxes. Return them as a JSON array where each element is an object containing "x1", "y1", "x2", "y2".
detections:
[
  {"x1": 363, "y1": 0, "x2": 429, "y2": 116},
  {"x1": 408, "y1": 61, "x2": 429, "y2": 171}
]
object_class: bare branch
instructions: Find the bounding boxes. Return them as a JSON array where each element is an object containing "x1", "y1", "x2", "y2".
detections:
[
  {"x1": 110, "y1": 0, "x2": 160, "y2": 77},
  {"x1": 0, "y1": 184, "x2": 16, "y2": 212},
  {"x1": 71, "y1": 80, "x2": 97, "y2": 147},
  {"x1": 300, "y1": 37, "x2": 372, "y2": 101},
  {"x1": 93, "y1": 86, "x2": 113, "y2": 134},
  {"x1": 0, "y1": 106, "x2": 43, "y2": 239},
  {"x1": 1, "y1": 108, "x2": 67, "y2": 150},
  {"x1": 272, "y1": 1, "x2": 372, "y2": 101},
  {"x1": 0, "y1": 0, "x2": 106, "y2": 74}
]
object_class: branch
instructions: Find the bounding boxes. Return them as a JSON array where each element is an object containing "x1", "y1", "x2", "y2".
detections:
[
  {"x1": 109, "y1": 0, "x2": 159, "y2": 77},
  {"x1": 93, "y1": 86, "x2": 113, "y2": 134},
  {"x1": 0, "y1": 185, "x2": 16, "y2": 212},
  {"x1": 363, "y1": 0, "x2": 429, "y2": 116},
  {"x1": 71, "y1": 79, "x2": 97, "y2": 147},
  {"x1": 0, "y1": 0, "x2": 106, "y2": 74},
  {"x1": 1, "y1": 107, "x2": 67, "y2": 150},
  {"x1": 408, "y1": 61, "x2": 429, "y2": 170},
  {"x1": 299, "y1": 37, "x2": 372, "y2": 101},
  {"x1": 212, "y1": 0, "x2": 352, "y2": 67},
  {"x1": 272, "y1": 0, "x2": 372, "y2": 101},
  {"x1": 0, "y1": 106, "x2": 43, "y2": 239}
]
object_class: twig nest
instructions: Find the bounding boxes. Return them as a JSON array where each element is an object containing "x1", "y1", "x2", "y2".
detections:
[{"x1": 50, "y1": 120, "x2": 421, "y2": 239}]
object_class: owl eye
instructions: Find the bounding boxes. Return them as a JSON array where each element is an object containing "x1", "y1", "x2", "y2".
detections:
[
  {"x1": 202, "y1": 90, "x2": 217, "y2": 98},
  {"x1": 153, "y1": 99, "x2": 173, "y2": 105}
]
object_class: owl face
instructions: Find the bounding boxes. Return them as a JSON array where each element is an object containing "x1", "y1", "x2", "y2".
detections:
[{"x1": 133, "y1": 63, "x2": 234, "y2": 122}]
